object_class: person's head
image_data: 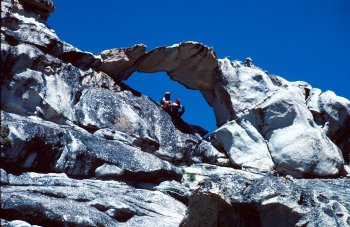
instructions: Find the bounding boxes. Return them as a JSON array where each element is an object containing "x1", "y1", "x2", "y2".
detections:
[
  {"x1": 164, "y1": 92, "x2": 171, "y2": 100},
  {"x1": 175, "y1": 98, "x2": 180, "y2": 104}
]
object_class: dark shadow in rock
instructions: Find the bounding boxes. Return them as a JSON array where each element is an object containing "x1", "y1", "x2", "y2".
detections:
[
  {"x1": 1, "y1": 136, "x2": 62, "y2": 175},
  {"x1": 171, "y1": 117, "x2": 208, "y2": 137},
  {"x1": 3, "y1": 34, "x2": 21, "y2": 46},
  {"x1": 117, "y1": 82, "x2": 142, "y2": 97},
  {"x1": 59, "y1": 51, "x2": 97, "y2": 70},
  {"x1": 333, "y1": 117, "x2": 350, "y2": 164},
  {"x1": 180, "y1": 193, "x2": 260, "y2": 227},
  {"x1": 123, "y1": 170, "x2": 182, "y2": 184},
  {"x1": 76, "y1": 123, "x2": 99, "y2": 134},
  {"x1": 0, "y1": 208, "x2": 61, "y2": 227},
  {"x1": 181, "y1": 192, "x2": 302, "y2": 227},
  {"x1": 114, "y1": 210, "x2": 135, "y2": 222}
]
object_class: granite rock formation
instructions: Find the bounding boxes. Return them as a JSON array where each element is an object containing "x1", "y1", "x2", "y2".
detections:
[{"x1": 1, "y1": 0, "x2": 349, "y2": 226}]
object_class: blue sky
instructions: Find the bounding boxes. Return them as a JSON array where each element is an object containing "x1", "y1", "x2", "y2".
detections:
[{"x1": 48, "y1": 0, "x2": 350, "y2": 133}]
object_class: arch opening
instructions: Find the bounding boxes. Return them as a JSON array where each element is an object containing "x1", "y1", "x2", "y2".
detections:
[{"x1": 126, "y1": 71, "x2": 217, "y2": 134}]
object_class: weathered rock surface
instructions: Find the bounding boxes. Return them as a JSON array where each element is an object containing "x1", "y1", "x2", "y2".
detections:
[
  {"x1": 97, "y1": 42, "x2": 348, "y2": 177},
  {"x1": 211, "y1": 120, "x2": 274, "y2": 171},
  {"x1": 1, "y1": 111, "x2": 181, "y2": 181},
  {"x1": 244, "y1": 87, "x2": 344, "y2": 177},
  {"x1": 181, "y1": 165, "x2": 350, "y2": 227},
  {"x1": 2, "y1": 0, "x2": 98, "y2": 70},
  {"x1": 73, "y1": 87, "x2": 224, "y2": 164},
  {"x1": 97, "y1": 42, "x2": 217, "y2": 91},
  {"x1": 1, "y1": 170, "x2": 186, "y2": 226},
  {"x1": 216, "y1": 60, "x2": 345, "y2": 177},
  {"x1": 97, "y1": 44, "x2": 146, "y2": 80},
  {"x1": 1, "y1": 0, "x2": 224, "y2": 167},
  {"x1": 154, "y1": 180, "x2": 191, "y2": 205},
  {"x1": 307, "y1": 89, "x2": 350, "y2": 163},
  {"x1": 20, "y1": 0, "x2": 55, "y2": 20},
  {"x1": 1, "y1": 219, "x2": 39, "y2": 227},
  {"x1": 1, "y1": 0, "x2": 350, "y2": 226}
]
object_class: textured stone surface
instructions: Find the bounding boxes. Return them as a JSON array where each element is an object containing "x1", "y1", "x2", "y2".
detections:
[
  {"x1": 97, "y1": 42, "x2": 217, "y2": 91},
  {"x1": 95, "y1": 163, "x2": 123, "y2": 179},
  {"x1": 1, "y1": 111, "x2": 181, "y2": 182},
  {"x1": 136, "y1": 42, "x2": 218, "y2": 91},
  {"x1": 0, "y1": 42, "x2": 111, "y2": 123},
  {"x1": 73, "y1": 87, "x2": 222, "y2": 164},
  {"x1": 1, "y1": 170, "x2": 186, "y2": 226},
  {"x1": 1, "y1": 219, "x2": 39, "y2": 227},
  {"x1": 181, "y1": 168, "x2": 350, "y2": 227},
  {"x1": 1, "y1": 0, "x2": 350, "y2": 225},
  {"x1": 247, "y1": 87, "x2": 344, "y2": 177},
  {"x1": 97, "y1": 44, "x2": 146, "y2": 80},
  {"x1": 154, "y1": 180, "x2": 191, "y2": 205},
  {"x1": 216, "y1": 60, "x2": 345, "y2": 177},
  {"x1": 211, "y1": 120, "x2": 274, "y2": 171},
  {"x1": 1, "y1": 0, "x2": 98, "y2": 68},
  {"x1": 307, "y1": 88, "x2": 350, "y2": 163}
]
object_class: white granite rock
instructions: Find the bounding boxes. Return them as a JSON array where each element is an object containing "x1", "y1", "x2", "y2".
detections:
[{"x1": 212, "y1": 120, "x2": 274, "y2": 171}]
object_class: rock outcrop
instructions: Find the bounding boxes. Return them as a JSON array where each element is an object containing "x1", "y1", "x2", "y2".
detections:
[
  {"x1": 1, "y1": 0, "x2": 349, "y2": 226},
  {"x1": 181, "y1": 164, "x2": 350, "y2": 227},
  {"x1": 95, "y1": 41, "x2": 348, "y2": 178},
  {"x1": 211, "y1": 120, "x2": 274, "y2": 171},
  {"x1": 1, "y1": 170, "x2": 186, "y2": 226}
]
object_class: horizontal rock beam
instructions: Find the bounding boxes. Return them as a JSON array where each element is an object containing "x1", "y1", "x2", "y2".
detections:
[
  {"x1": 97, "y1": 42, "x2": 218, "y2": 94},
  {"x1": 136, "y1": 42, "x2": 218, "y2": 91}
]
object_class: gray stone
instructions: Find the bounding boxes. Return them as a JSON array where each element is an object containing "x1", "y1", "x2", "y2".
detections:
[
  {"x1": 73, "y1": 87, "x2": 219, "y2": 164},
  {"x1": 0, "y1": 168, "x2": 9, "y2": 184},
  {"x1": 95, "y1": 163, "x2": 123, "y2": 179},
  {"x1": 2, "y1": 0, "x2": 350, "y2": 226},
  {"x1": 0, "y1": 219, "x2": 35, "y2": 227},
  {"x1": 211, "y1": 119, "x2": 274, "y2": 171},
  {"x1": 154, "y1": 180, "x2": 191, "y2": 204},
  {"x1": 2, "y1": 171, "x2": 186, "y2": 226},
  {"x1": 1, "y1": 111, "x2": 182, "y2": 182},
  {"x1": 307, "y1": 89, "x2": 350, "y2": 163},
  {"x1": 193, "y1": 140, "x2": 229, "y2": 166},
  {"x1": 97, "y1": 44, "x2": 147, "y2": 80},
  {"x1": 252, "y1": 87, "x2": 344, "y2": 177},
  {"x1": 1, "y1": 0, "x2": 97, "y2": 67},
  {"x1": 181, "y1": 167, "x2": 350, "y2": 227},
  {"x1": 0, "y1": 43, "x2": 109, "y2": 123}
]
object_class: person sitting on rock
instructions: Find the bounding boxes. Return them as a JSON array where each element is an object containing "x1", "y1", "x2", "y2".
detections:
[
  {"x1": 245, "y1": 57, "x2": 252, "y2": 67},
  {"x1": 160, "y1": 92, "x2": 172, "y2": 113},
  {"x1": 170, "y1": 98, "x2": 185, "y2": 118}
]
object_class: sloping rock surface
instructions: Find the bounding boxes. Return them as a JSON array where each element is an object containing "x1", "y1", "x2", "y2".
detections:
[
  {"x1": 1, "y1": 111, "x2": 181, "y2": 181},
  {"x1": 1, "y1": 0, "x2": 350, "y2": 226},
  {"x1": 181, "y1": 164, "x2": 350, "y2": 227},
  {"x1": 1, "y1": 170, "x2": 186, "y2": 226}
]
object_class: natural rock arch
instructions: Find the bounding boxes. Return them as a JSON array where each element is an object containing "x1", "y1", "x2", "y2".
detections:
[{"x1": 96, "y1": 41, "x2": 234, "y2": 128}]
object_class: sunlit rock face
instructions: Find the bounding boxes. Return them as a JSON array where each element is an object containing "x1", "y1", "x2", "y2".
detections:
[
  {"x1": 211, "y1": 120, "x2": 275, "y2": 171},
  {"x1": 99, "y1": 44, "x2": 347, "y2": 177},
  {"x1": 1, "y1": 0, "x2": 349, "y2": 226}
]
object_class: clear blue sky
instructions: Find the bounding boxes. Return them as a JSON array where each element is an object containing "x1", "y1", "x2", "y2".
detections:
[{"x1": 48, "y1": 0, "x2": 350, "y2": 133}]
